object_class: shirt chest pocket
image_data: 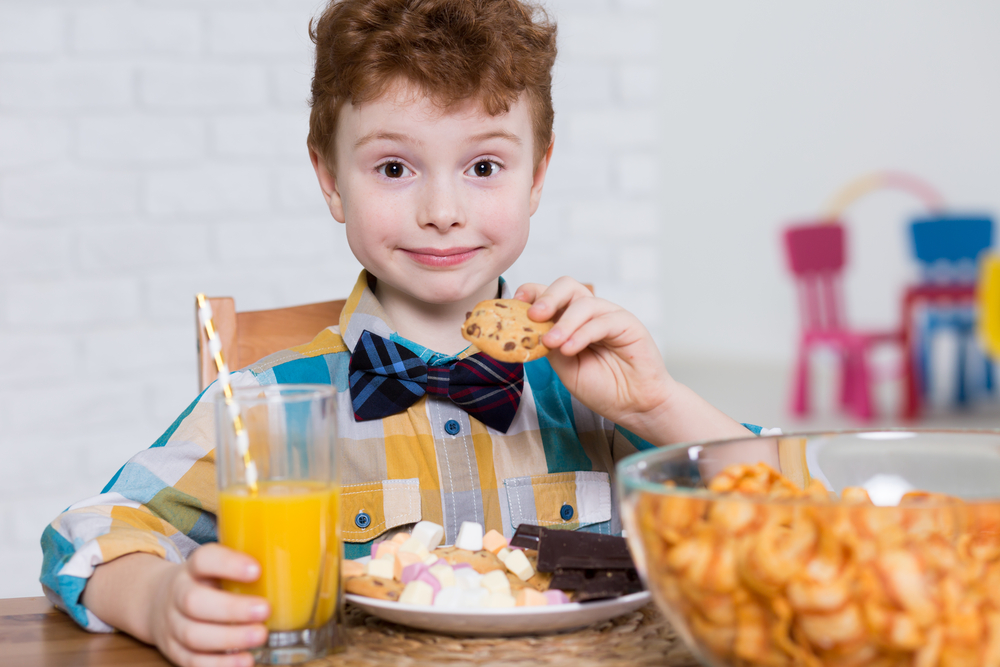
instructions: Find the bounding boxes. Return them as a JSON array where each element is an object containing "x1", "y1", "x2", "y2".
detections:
[
  {"x1": 341, "y1": 478, "x2": 421, "y2": 543},
  {"x1": 503, "y1": 471, "x2": 612, "y2": 532}
]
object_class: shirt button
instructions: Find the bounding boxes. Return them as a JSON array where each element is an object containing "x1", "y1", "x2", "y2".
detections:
[
  {"x1": 560, "y1": 504, "x2": 574, "y2": 521},
  {"x1": 444, "y1": 419, "x2": 461, "y2": 435},
  {"x1": 355, "y1": 511, "x2": 371, "y2": 529}
]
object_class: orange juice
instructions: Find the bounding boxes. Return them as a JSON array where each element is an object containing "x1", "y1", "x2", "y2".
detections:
[{"x1": 218, "y1": 481, "x2": 339, "y2": 631}]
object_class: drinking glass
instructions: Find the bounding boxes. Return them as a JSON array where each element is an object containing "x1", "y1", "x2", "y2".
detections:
[{"x1": 215, "y1": 384, "x2": 342, "y2": 664}]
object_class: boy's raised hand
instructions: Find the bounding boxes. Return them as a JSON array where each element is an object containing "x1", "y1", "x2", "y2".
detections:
[
  {"x1": 515, "y1": 277, "x2": 750, "y2": 445},
  {"x1": 516, "y1": 278, "x2": 673, "y2": 435}
]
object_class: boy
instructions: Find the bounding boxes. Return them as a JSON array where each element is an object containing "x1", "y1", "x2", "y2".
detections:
[{"x1": 41, "y1": 1, "x2": 756, "y2": 664}]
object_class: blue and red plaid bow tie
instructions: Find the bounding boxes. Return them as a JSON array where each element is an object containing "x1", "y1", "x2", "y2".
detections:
[{"x1": 349, "y1": 330, "x2": 524, "y2": 433}]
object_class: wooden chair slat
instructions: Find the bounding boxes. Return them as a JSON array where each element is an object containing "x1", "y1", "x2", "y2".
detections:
[{"x1": 197, "y1": 298, "x2": 345, "y2": 391}]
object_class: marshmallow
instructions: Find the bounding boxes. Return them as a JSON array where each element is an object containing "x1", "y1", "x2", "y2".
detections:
[
  {"x1": 398, "y1": 536, "x2": 430, "y2": 560},
  {"x1": 416, "y1": 570, "x2": 442, "y2": 596},
  {"x1": 399, "y1": 580, "x2": 434, "y2": 606},
  {"x1": 411, "y1": 521, "x2": 445, "y2": 551},
  {"x1": 429, "y1": 564, "x2": 456, "y2": 588},
  {"x1": 391, "y1": 532, "x2": 411, "y2": 545},
  {"x1": 482, "y1": 529, "x2": 508, "y2": 554},
  {"x1": 454, "y1": 521, "x2": 484, "y2": 552},
  {"x1": 484, "y1": 592, "x2": 516, "y2": 608},
  {"x1": 422, "y1": 554, "x2": 439, "y2": 566},
  {"x1": 433, "y1": 587, "x2": 463, "y2": 608},
  {"x1": 496, "y1": 547, "x2": 512, "y2": 563},
  {"x1": 374, "y1": 540, "x2": 400, "y2": 561},
  {"x1": 480, "y1": 570, "x2": 511, "y2": 595},
  {"x1": 394, "y1": 551, "x2": 424, "y2": 580},
  {"x1": 454, "y1": 568, "x2": 484, "y2": 590},
  {"x1": 504, "y1": 549, "x2": 534, "y2": 581},
  {"x1": 400, "y1": 562, "x2": 428, "y2": 584},
  {"x1": 342, "y1": 559, "x2": 365, "y2": 578},
  {"x1": 365, "y1": 558, "x2": 394, "y2": 580},
  {"x1": 516, "y1": 588, "x2": 548, "y2": 607},
  {"x1": 544, "y1": 589, "x2": 570, "y2": 605},
  {"x1": 460, "y1": 588, "x2": 488, "y2": 608}
]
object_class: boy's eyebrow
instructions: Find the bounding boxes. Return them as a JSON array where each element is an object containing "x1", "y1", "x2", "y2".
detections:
[
  {"x1": 467, "y1": 130, "x2": 522, "y2": 146},
  {"x1": 354, "y1": 131, "x2": 423, "y2": 149},
  {"x1": 353, "y1": 129, "x2": 522, "y2": 149}
]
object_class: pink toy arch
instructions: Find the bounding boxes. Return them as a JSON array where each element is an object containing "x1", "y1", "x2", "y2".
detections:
[{"x1": 824, "y1": 171, "x2": 945, "y2": 220}]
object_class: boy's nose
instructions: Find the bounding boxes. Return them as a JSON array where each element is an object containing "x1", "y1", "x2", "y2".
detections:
[{"x1": 416, "y1": 177, "x2": 465, "y2": 230}]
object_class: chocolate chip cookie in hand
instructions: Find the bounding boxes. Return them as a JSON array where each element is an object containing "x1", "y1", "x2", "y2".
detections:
[{"x1": 461, "y1": 299, "x2": 554, "y2": 363}]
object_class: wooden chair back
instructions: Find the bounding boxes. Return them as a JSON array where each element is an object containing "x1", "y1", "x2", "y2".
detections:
[{"x1": 197, "y1": 297, "x2": 346, "y2": 391}]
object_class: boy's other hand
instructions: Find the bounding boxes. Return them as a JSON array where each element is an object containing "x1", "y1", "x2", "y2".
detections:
[
  {"x1": 148, "y1": 544, "x2": 269, "y2": 667},
  {"x1": 515, "y1": 277, "x2": 675, "y2": 434}
]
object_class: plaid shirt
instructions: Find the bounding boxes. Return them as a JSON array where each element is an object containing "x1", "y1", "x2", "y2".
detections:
[{"x1": 41, "y1": 270, "x2": 762, "y2": 632}]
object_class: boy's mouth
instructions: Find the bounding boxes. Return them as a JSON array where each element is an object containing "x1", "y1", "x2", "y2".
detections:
[{"x1": 403, "y1": 247, "x2": 480, "y2": 267}]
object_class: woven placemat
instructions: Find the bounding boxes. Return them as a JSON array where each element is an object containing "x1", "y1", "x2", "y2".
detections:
[{"x1": 317, "y1": 602, "x2": 699, "y2": 667}]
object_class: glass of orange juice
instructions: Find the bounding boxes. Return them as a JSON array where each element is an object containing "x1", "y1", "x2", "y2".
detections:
[{"x1": 215, "y1": 384, "x2": 342, "y2": 664}]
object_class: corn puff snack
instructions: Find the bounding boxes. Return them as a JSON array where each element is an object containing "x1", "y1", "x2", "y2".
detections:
[{"x1": 637, "y1": 462, "x2": 1000, "y2": 667}]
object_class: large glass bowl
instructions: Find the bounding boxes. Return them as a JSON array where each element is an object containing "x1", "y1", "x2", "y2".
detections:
[{"x1": 616, "y1": 429, "x2": 1000, "y2": 667}]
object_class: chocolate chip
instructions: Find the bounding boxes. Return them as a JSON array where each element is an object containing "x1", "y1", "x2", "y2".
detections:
[
  {"x1": 523, "y1": 327, "x2": 533, "y2": 332},
  {"x1": 465, "y1": 312, "x2": 471, "y2": 319},
  {"x1": 504, "y1": 342, "x2": 516, "y2": 351},
  {"x1": 521, "y1": 337, "x2": 536, "y2": 349},
  {"x1": 495, "y1": 302, "x2": 508, "y2": 308},
  {"x1": 465, "y1": 324, "x2": 481, "y2": 337}
]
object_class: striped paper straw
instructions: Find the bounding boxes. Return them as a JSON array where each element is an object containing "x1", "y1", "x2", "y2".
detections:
[{"x1": 196, "y1": 294, "x2": 258, "y2": 494}]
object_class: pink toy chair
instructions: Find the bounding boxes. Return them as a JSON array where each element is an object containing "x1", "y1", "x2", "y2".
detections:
[{"x1": 784, "y1": 221, "x2": 904, "y2": 420}]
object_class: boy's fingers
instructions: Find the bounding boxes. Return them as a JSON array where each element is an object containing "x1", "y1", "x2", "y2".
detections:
[
  {"x1": 168, "y1": 606, "x2": 267, "y2": 654},
  {"x1": 556, "y1": 315, "x2": 621, "y2": 357},
  {"x1": 513, "y1": 283, "x2": 545, "y2": 303},
  {"x1": 542, "y1": 298, "x2": 620, "y2": 349},
  {"x1": 163, "y1": 636, "x2": 255, "y2": 667},
  {"x1": 527, "y1": 276, "x2": 594, "y2": 321},
  {"x1": 188, "y1": 544, "x2": 261, "y2": 583},
  {"x1": 174, "y1": 578, "x2": 269, "y2": 623}
]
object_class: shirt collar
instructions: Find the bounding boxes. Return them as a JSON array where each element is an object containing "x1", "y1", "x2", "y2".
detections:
[{"x1": 339, "y1": 270, "x2": 511, "y2": 367}]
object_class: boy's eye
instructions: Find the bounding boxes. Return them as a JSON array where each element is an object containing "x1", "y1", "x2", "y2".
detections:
[
  {"x1": 378, "y1": 162, "x2": 411, "y2": 179},
  {"x1": 466, "y1": 161, "x2": 501, "y2": 178}
]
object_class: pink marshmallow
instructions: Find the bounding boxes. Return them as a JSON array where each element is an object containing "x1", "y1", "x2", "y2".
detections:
[
  {"x1": 400, "y1": 562, "x2": 428, "y2": 584},
  {"x1": 417, "y1": 570, "x2": 442, "y2": 596},
  {"x1": 452, "y1": 563, "x2": 473, "y2": 570},
  {"x1": 544, "y1": 589, "x2": 570, "y2": 605}
]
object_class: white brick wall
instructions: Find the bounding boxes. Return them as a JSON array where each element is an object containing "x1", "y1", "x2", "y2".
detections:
[{"x1": 0, "y1": 0, "x2": 658, "y2": 599}]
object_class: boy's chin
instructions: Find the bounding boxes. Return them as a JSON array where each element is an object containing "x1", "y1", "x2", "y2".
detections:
[
  {"x1": 410, "y1": 284, "x2": 482, "y2": 305},
  {"x1": 385, "y1": 275, "x2": 495, "y2": 306}
]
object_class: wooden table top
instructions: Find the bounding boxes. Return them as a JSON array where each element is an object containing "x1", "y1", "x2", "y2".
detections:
[
  {"x1": 1, "y1": 596, "x2": 696, "y2": 667},
  {"x1": 1, "y1": 597, "x2": 169, "y2": 667}
]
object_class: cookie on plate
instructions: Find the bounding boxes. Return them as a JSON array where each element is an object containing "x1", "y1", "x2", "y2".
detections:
[
  {"x1": 433, "y1": 545, "x2": 506, "y2": 574},
  {"x1": 345, "y1": 575, "x2": 405, "y2": 601},
  {"x1": 461, "y1": 299, "x2": 553, "y2": 363}
]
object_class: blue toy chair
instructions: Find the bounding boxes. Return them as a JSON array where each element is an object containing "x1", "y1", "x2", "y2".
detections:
[{"x1": 909, "y1": 215, "x2": 994, "y2": 406}]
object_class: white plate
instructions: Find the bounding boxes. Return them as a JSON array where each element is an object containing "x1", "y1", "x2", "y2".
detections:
[
  {"x1": 345, "y1": 557, "x2": 651, "y2": 636},
  {"x1": 345, "y1": 591, "x2": 651, "y2": 636}
]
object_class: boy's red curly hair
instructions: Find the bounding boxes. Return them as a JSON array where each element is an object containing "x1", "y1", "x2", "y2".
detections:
[{"x1": 307, "y1": 0, "x2": 557, "y2": 169}]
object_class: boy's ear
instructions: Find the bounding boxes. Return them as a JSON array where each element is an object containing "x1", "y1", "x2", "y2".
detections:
[
  {"x1": 310, "y1": 148, "x2": 346, "y2": 223},
  {"x1": 528, "y1": 133, "x2": 556, "y2": 217}
]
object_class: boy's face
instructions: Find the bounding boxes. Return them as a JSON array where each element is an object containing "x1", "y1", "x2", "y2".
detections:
[{"x1": 312, "y1": 82, "x2": 552, "y2": 306}]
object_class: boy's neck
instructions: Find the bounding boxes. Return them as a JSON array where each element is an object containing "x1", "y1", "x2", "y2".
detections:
[{"x1": 373, "y1": 277, "x2": 502, "y2": 356}]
